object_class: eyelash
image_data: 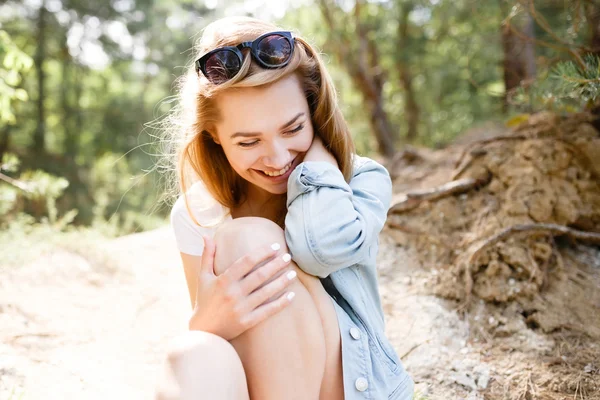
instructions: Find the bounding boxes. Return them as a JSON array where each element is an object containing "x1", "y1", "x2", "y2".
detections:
[{"x1": 237, "y1": 124, "x2": 304, "y2": 148}]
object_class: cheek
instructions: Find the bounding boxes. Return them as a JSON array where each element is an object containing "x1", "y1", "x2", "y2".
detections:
[
  {"x1": 234, "y1": 153, "x2": 258, "y2": 171},
  {"x1": 295, "y1": 128, "x2": 314, "y2": 152},
  {"x1": 221, "y1": 145, "x2": 254, "y2": 172}
]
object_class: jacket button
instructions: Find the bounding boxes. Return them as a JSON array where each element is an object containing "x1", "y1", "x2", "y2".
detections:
[
  {"x1": 349, "y1": 327, "x2": 361, "y2": 340},
  {"x1": 355, "y1": 377, "x2": 368, "y2": 392}
]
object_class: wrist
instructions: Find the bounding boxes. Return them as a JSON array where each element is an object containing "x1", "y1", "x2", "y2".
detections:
[
  {"x1": 188, "y1": 312, "x2": 208, "y2": 332},
  {"x1": 303, "y1": 152, "x2": 338, "y2": 168}
]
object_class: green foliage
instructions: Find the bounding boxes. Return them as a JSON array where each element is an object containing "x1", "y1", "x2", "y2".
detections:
[
  {"x1": 412, "y1": 392, "x2": 429, "y2": 400},
  {"x1": 0, "y1": 152, "x2": 19, "y2": 172},
  {"x1": 510, "y1": 54, "x2": 600, "y2": 112},
  {"x1": 1, "y1": 152, "x2": 74, "y2": 226},
  {"x1": 19, "y1": 169, "x2": 71, "y2": 223},
  {"x1": 0, "y1": 0, "x2": 217, "y2": 235},
  {"x1": 0, "y1": 29, "x2": 32, "y2": 125},
  {"x1": 0, "y1": 160, "x2": 106, "y2": 269},
  {"x1": 0, "y1": 0, "x2": 596, "y2": 238},
  {"x1": 552, "y1": 54, "x2": 600, "y2": 105},
  {"x1": 282, "y1": 0, "x2": 597, "y2": 146},
  {"x1": 5, "y1": 386, "x2": 25, "y2": 400},
  {"x1": 88, "y1": 152, "x2": 166, "y2": 235},
  {"x1": 282, "y1": 0, "x2": 506, "y2": 147},
  {"x1": 0, "y1": 210, "x2": 117, "y2": 270}
]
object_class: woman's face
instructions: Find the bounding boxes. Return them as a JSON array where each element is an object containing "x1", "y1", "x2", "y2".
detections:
[{"x1": 214, "y1": 74, "x2": 314, "y2": 196}]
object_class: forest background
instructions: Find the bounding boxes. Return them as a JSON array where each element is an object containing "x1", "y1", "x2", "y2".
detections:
[
  {"x1": 1, "y1": 0, "x2": 596, "y2": 243},
  {"x1": 2, "y1": 1, "x2": 600, "y2": 399}
]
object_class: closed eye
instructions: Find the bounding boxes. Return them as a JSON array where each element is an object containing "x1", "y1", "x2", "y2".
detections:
[
  {"x1": 237, "y1": 124, "x2": 304, "y2": 148},
  {"x1": 286, "y1": 124, "x2": 304, "y2": 135},
  {"x1": 238, "y1": 140, "x2": 259, "y2": 148}
]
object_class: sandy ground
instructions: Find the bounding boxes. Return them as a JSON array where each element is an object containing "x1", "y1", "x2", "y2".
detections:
[
  {"x1": 0, "y1": 228, "x2": 190, "y2": 400},
  {"x1": 1, "y1": 224, "x2": 598, "y2": 400},
  {"x1": 0, "y1": 225, "x2": 480, "y2": 400}
]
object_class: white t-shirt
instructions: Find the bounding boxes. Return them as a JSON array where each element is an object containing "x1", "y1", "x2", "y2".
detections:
[{"x1": 170, "y1": 181, "x2": 232, "y2": 256}]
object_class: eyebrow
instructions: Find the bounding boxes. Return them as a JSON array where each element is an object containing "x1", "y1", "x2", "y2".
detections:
[{"x1": 230, "y1": 112, "x2": 305, "y2": 139}]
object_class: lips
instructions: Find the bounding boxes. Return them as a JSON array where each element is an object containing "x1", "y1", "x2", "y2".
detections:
[
  {"x1": 254, "y1": 157, "x2": 298, "y2": 182},
  {"x1": 264, "y1": 162, "x2": 292, "y2": 177}
]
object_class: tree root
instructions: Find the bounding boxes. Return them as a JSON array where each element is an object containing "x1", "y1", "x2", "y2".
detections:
[
  {"x1": 452, "y1": 134, "x2": 599, "y2": 181},
  {"x1": 0, "y1": 171, "x2": 31, "y2": 192},
  {"x1": 469, "y1": 223, "x2": 600, "y2": 265},
  {"x1": 453, "y1": 134, "x2": 528, "y2": 170},
  {"x1": 461, "y1": 223, "x2": 600, "y2": 306},
  {"x1": 386, "y1": 221, "x2": 452, "y2": 249},
  {"x1": 389, "y1": 173, "x2": 492, "y2": 214},
  {"x1": 386, "y1": 221, "x2": 426, "y2": 235}
]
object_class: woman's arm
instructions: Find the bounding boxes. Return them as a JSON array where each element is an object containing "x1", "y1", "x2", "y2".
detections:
[
  {"x1": 180, "y1": 252, "x2": 202, "y2": 308},
  {"x1": 284, "y1": 156, "x2": 392, "y2": 278}
]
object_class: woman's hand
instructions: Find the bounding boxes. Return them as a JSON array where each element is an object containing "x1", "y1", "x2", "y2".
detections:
[
  {"x1": 302, "y1": 135, "x2": 339, "y2": 168},
  {"x1": 188, "y1": 236, "x2": 297, "y2": 341}
]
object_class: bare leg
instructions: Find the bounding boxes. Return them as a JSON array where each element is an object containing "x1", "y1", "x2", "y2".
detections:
[
  {"x1": 213, "y1": 217, "x2": 343, "y2": 400},
  {"x1": 156, "y1": 331, "x2": 249, "y2": 400}
]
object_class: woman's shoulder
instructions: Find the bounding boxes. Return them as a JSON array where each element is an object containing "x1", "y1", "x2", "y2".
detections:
[
  {"x1": 171, "y1": 181, "x2": 230, "y2": 227},
  {"x1": 351, "y1": 154, "x2": 389, "y2": 178},
  {"x1": 349, "y1": 154, "x2": 392, "y2": 205},
  {"x1": 170, "y1": 181, "x2": 230, "y2": 256}
]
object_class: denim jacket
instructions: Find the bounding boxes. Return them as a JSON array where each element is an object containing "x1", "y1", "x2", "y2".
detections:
[
  {"x1": 284, "y1": 156, "x2": 414, "y2": 399},
  {"x1": 170, "y1": 155, "x2": 414, "y2": 399}
]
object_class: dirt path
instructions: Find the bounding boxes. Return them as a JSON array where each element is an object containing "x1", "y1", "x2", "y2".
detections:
[
  {"x1": 2, "y1": 224, "x2": 597, "y2": 400},
  {"x1": 1, "y1": 225, "x2": 479, "y2": 400},
  {"x1": 0, "y1": 228, "x2": 190, "y2": 400}
]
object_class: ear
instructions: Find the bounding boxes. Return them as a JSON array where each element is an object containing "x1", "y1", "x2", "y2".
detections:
[
  {"x1": 202, "y1": 129, "x2": 221, "y2": 145},
  {"x1": 211, "y1": 130, "x2": 221, "y2": 145}
]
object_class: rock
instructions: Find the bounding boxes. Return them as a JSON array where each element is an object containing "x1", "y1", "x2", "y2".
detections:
[
  {"x1": 474, "y1": 365, "x2": 491, "y2": 390},
  {"x1": 452, "y1": 373, "x2": 477, "y2": 391}
]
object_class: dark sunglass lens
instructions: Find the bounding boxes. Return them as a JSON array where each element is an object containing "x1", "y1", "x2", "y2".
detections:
[
  {"x1": 256, "y1": 35, "x2": 292, "y2": 66},
  {"x1": 204, "y1": 50, "x2": 241, "y2": 83}
]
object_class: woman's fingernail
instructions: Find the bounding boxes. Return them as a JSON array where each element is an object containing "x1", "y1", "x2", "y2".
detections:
[
  {"x1": 287, "y1": 292, "x2": 296, "y2": 301},
  {"x1": 282, "y1": 253, "x2": 291, "y2": 263},
  {"x1": 286, "y1": 270, "x2": 297, "y2": 280},
  {"x1": 271, "y1": 243, "x2": 281, "y2": 251}
]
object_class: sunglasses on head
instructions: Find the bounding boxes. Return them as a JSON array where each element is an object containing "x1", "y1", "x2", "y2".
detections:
[{"x1": 195, "y1": 31, "x2": 296, "y2": 84}]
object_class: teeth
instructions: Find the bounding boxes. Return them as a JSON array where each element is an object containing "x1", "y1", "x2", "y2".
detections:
[{"x1": 264, "y1": 162, "x2": 292, "y2": 177}]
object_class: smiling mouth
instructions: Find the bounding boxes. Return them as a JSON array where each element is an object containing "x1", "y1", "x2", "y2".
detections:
[{"x1": 257, "y1": 159, "x2": 295, "y2": 177}]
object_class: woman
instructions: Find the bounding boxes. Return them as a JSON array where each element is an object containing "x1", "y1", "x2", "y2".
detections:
[{"x1": 162, "y1": 16, "x2": 414, "y2": 400}]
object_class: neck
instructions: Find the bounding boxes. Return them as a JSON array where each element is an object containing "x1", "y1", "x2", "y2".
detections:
[
  {"x1": 246, "y1": 182, "x2": 273, "y2": 206},
  {"x1": 238, "y1": 183, "x2": 286, "y2": 225}
]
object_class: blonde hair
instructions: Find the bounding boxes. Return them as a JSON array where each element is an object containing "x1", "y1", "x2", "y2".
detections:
[{"x1": 166, "y1": 16, "x2": 355, "y2": 226}]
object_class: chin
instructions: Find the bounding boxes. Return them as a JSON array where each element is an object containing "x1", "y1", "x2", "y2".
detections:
[{"x1": 272, "y1": 187, "x2": 288, "y2": 195}]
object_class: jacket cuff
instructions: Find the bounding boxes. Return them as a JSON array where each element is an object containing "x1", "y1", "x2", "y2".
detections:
[{"x1": 286, "y1": 161, "x2": 350, "y2": 207}]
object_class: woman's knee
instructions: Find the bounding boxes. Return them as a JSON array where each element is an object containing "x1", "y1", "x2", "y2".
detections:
[
  {"x1": 212, "y1": 217, "x2": 286, "y2": 276},
  {"x1": 213, "y1": 217, "x2": 323, "y2": 290},
  {"x1": 167, "y1": 331, "x2": 244, "y2": 373},
  {"x1": 163, "y1": 331, "x2": 248, "y2": 400}
]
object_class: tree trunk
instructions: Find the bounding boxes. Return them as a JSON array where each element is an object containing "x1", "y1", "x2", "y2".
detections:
[
  {"x1": 397, "y1": 2, "x2": 420, "y2": 142},
  {"x1": 353, "y1": 3, "x2": 395, "y2": 157},
  {"x1": 522, "y1": 13, "x2": 536, "y2": 80},
  {"x1": 501, "y1": 11, "x2": 536, "y2": 113},
  {"x1": 74, "y1": 65, "x2": 83, "y2": 141},
  {"x1": 32, "y1": 2, "x2": 47, "y2": 154},
  {"x1": 586, "y1": 2, "x2": 600, "y2": 56},
  {"x1": 61, "y1": 39, "x2": 77, "y2": 156},
  {"x1": 0, "y1": 125, "x2": 10, "y2": 163},
  {"x1": 318, "y1": 0, "x2": 396, "y2": 158}
]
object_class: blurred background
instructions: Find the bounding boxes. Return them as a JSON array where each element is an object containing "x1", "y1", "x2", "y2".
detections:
[
  {"x1": 0, "y1": 0, "x2": 597, "y2": 247},
  {"x1": 2, "y1": 2, "x2": 600, "y2": 399}
]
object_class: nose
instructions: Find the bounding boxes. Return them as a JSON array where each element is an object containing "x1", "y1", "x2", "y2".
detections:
[{"x1": 262, "y1": 140, "x2": 290, "y2": 169}]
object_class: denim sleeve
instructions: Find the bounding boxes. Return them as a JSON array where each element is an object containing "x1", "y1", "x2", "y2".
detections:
[{"x1": 284, "y1": 158, "x2": 392, "y2": 278}]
